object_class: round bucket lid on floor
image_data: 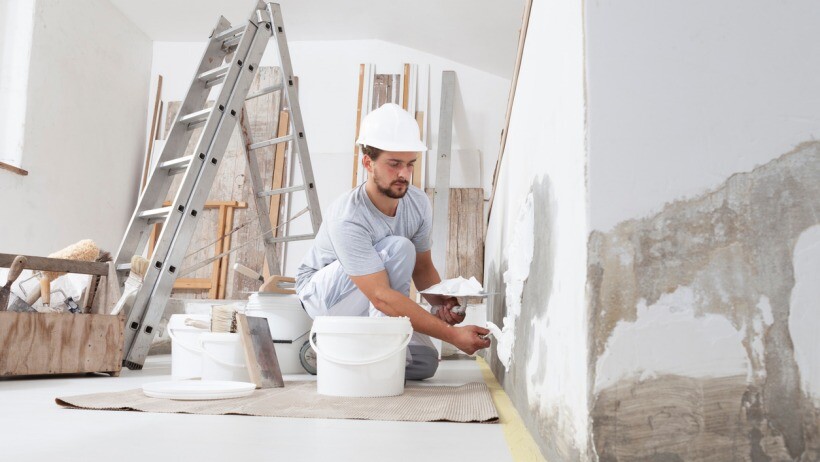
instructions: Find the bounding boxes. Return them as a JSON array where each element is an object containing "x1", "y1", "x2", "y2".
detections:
[{"x1": 142, "y1": 381, "x2": 255, "y2": 400}]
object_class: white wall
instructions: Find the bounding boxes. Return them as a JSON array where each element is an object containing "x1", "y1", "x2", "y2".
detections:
[
  {"x1": 586, "y1": 0, "x2": 820, "y2": 232},
  {"x1": 483, "y1": 0, "x2": 589, "y2": 457},
  {"x1": 151, "y1": 38, "x2": 510, "y2": 275},
  {"x1": 0, "y1": 0, "x2": 36, "y2": 167},
  {"x1": 0, "y1": 0, "x2": 152, "y2": 255}
]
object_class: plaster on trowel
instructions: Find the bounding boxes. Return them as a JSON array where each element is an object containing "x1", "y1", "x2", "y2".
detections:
[{"x1": 422, "y1": 276, "x2": 494, "y2": 315}]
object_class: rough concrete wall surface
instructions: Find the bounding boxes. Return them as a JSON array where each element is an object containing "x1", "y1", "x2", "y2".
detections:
[{"x1": 588, "y1": 143, "x2": 820, "y2": 461}]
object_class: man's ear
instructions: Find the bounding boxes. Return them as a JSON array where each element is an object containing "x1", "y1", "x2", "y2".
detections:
[{"x1": 362, "y1": 154, "x2": 373, "y2": 173}]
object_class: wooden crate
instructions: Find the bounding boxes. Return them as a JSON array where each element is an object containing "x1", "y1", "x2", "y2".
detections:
[
  {"x1": 0, "y1": 252, "x2": 124, "y2": 377},
  {"x1": 0, "y1": 312, "x2": 124, "y2": 377}
]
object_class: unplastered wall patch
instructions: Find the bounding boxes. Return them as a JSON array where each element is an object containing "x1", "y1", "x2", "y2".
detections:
[
  {"x1": 494, "y1": 192, "x2": 535, "y2": 370},
  {"x1": 588, "y1": 144, "x2": 820, "y2": 460},
  {"x1": 594, "y1": 286, "x2": 751, "y2": 393}
]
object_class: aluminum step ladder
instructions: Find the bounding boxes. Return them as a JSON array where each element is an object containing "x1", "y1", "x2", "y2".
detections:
[{"x1": 114, "y1": 1, "x2": 321, "y2": 370}]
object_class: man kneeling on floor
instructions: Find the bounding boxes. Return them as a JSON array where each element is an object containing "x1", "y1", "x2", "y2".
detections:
[{"x1": 296, "y1": 103, "x2": 491, "y2": 380}]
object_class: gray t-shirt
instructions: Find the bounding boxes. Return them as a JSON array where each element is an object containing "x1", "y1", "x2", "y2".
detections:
[{"x1": 296, "y1": 184, "x2": 433, "y2": 292}]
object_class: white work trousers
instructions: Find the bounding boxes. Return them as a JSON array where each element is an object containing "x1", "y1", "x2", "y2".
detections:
[{"x1": 297, "y1": 236, "x2": 438, "y2": 380}]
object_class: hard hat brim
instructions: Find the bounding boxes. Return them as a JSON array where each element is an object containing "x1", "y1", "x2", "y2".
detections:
[{"x1": 356, "y1": 136, "x2": 429, "y2": 152}]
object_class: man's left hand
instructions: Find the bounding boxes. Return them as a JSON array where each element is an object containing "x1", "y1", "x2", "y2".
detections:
[{"x1": 435, "y1": 297, "x2": 465, "y2": 325}]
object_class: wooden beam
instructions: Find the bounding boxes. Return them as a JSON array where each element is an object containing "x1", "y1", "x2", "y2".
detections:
[
  {"x1": 163, "y1": 200, "x2": 245, "y2": 208},
  {"x1": 210, "y1": 205, "x2": 228, "y2": 299},
  {"x1": 487, "y1": 0, "x2": 534, "y2": 225},
  {"x1": 0, "y1": 161, "x2": 28, "y2": 176},
  {"x1": 402, "y1": 63, "x2": 411, "y2": 110},
  {"x1": 217, "y1": 205, "x2": 235, "y2": 299},
  {"x1": 173, "y1": 278, "x2": 212, "y2": 290},
  {"x1": 0, "y1": 253, "x2": 108, "y2": 276},
  {"x1": 262, "y1": 110, "x2": 290, "y2": 279},
  {"x1": 352, "y1": 64, "x2": 365, "y2": 188},
  {"x1": 413, "y1": 111, "x2": 424, "y2": 188},
  {"x1": 141, "y1": 75, "x2": 163, "y2": 192}
]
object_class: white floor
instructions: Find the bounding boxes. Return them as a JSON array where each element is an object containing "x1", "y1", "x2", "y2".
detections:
[{"x1": 0, "y1": 356, "x2": 512, "y2": 462}]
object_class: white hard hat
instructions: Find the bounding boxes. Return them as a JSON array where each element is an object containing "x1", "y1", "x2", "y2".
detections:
[{"x1": 356, "y1": 103, "x2": 428, "y2": 152}]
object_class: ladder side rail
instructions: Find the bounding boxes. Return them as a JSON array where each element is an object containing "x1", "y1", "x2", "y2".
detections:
[
  {"x1": 114, "y1": 17, "x2": 234, "y2": 283},
  {"x1": 122, "y1": 20, "x2": 261, "y2": 365},
  {"x1": 266, "y1": 3, "x2": 322, "y2": 235},
  {"x1": 123, "y1": 20, "x2": 272, "y2": 368}
]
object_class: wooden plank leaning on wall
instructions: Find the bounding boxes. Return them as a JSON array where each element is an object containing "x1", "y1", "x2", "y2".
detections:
[{"x1": 487, "y1": 0, "x2": 534, "y2": 225}]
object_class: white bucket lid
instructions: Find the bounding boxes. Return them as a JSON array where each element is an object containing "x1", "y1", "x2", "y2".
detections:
[
  {"x1": 247, "y1": 293, "x2": 302, "y2": 309},
  {"x1": 200, "y1": 332, "x2": 241, "y2": 343},
  {"x1": 168, "y1": 314, "x2": 210, "y2": 331},
  {"x1": 312, "y1": 316, "x2": 412, "y2": 335}
]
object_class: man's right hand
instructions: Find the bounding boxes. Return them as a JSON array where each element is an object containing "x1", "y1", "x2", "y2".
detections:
[{"x1": 449, "y1": 325, "x2": 491, "y2": 355}]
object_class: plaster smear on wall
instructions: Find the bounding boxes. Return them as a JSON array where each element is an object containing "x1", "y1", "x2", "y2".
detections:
[
  {"x1": 594, "y1": 286, "x2": 750, "y2": 393},
  {"x1": 789, "y1": 225, "x2": 820, "y2": 407},
  {"x1": 493, "y1": 192, "x2": 534, "y2": 370}
]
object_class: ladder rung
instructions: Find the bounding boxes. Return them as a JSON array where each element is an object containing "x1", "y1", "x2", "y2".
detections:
[
  {"x1": 249, "y1": 134, "x2": 293, "y2": 150},
  {"x1": 158, "y1": 155, "x2": 194, "y2": 175},
  {"x1": 266, "y1": 233, "x2": 316, "y2": 244},
  {"x1": 214, "y1": 24, "x2": 246, "y2": 41},
  {"x1": 246, "y1": 82, "x2": 284, "y2": 100},
  {"x1": 198, "y1": 64, "x2": 231, "y2": 87},
  {"x1": 222, "y1": 34, "x2": 243, "y2": 50},
  {"x1": 258, "y1": 184, "x2": 305, "y2": 198},
  {"x1": 138, "y1": 206, "x2": 172, "y2": 224},
  {"x1": 179, "y1": 108, "x2": 212, "y2": 128},
  {"x1": 116, "y1": 263, "x2": 131, "y2": 272}
]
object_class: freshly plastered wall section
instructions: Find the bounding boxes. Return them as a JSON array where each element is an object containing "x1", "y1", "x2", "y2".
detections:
[
  {"x1": 0, "y1": 0, "x2": 151, "y2": 255},
  {"x1": 585, "y1": 0, "x2": 820, "y2": 459},
  {"x1": 483, "y1": 0, "x2": 588, "y2": 459}
]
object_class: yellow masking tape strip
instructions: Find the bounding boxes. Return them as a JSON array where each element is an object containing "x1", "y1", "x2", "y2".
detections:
[{"x1": 477, "y1": 356, "x2": 547, "y2": 462}]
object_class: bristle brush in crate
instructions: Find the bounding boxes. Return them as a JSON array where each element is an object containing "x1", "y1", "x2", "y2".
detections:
[{"x1": 110, "y1": 255, "x2": 149, "y2": 315}]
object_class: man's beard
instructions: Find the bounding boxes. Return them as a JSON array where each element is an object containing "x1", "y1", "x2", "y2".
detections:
[{"x1": 375, "y1": 175, "x2": 409, "y2": 199}]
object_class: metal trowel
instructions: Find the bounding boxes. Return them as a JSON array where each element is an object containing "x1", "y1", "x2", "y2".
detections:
[
  {"x1": 6, "y1": 292, "x2": 37, "y2": 313},
  {"x1": 0, "y1": 256, "x2": 29, "y2": 312}
]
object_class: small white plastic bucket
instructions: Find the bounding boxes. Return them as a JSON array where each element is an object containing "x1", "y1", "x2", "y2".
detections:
[
  {"x1": 310, "y1": 316, "x2": 413, "y2": 397},
  {"x1": 246, "y1": 293, "x2": 313, "y2": 374},
  {"x1": 167, "y1": 314, "x2": 209, "y2": 380},
  {"x1": 199, "y1": 332, "x2": 250, "y2": 383}
]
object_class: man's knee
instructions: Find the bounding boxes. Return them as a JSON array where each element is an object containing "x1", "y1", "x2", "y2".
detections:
[
  {"x1": 379, "y1": 236, "x2": 415, "y2": 261},
  {"x1": 405, "y1": 345, "x2": 439, "y2": 380},
  {"x1": 378, "y1": 236, "x2": 416, "y2": 274}
]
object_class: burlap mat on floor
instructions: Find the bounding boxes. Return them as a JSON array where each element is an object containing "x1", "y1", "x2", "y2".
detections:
[{"x1": 56, "y1": 381, "x2": 498, "y2": 423}]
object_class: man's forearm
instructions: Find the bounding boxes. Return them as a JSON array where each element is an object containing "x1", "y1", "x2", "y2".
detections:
[{"x1": 375, "y1": 288, "x2": 455, "y2": 343}]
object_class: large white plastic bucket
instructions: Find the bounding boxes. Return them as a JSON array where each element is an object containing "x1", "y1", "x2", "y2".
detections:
[
  {"x1": 310, "y1": 316, "x2": 413, "y2": 397},
  {"x1": 246, "y1": 293, "x2": 313, "y2": 374},
  {"x1": 199, "y1": 332, "x2": 250, "y2": 382},
  {"x1": 167, "y1": 314, "x2": 209, "y2": 380}
]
